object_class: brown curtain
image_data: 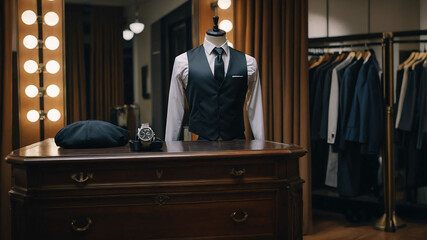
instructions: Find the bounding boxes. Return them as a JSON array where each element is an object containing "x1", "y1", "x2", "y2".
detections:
[
  {"x1": 65, "y1": 4, "x2": 87, "y2": 123},
  {"x1": 0, "y1": 0, "x2": 13, "y2": 239},
  {"x1": 235, "y1": 0, "x2": 312, "y2": 234},
  {"x1": 89, "y1": 6, "x2": 124, "y2": 121}
]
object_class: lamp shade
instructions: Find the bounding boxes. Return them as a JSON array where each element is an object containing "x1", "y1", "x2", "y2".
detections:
[
  {"x1": 25, "y1": 85, "x2": 39, "y2": 98},
  {"x1": 219, "y1": 19, "x2": 233, "y2": 32},
  {"x1": 24, "y1": 60, "x2": 39, "y2": 74},
  {"x1": 45, "y1": 60, "x2": 60, "y2": 74},
  {"x1": 44, "y1": 12, "x2": 59, "y2": 26},
  {"x1": 123, "y1": 29, "x2": 134, "y2": 40},
  {"x1": 47, "y1": 109, "x2": 61, "y2": 122},
  {"x1": 23, "y1": 35, "x2": 38, "y2": 49},
  {"x1": 45, "y1": 36, "x2": 60, "y2": 50},
  {"x1": 46, "y1": 84, "x2": 60, "y2": 97},
  {"x1": 21, "y1": 10, "x2": 37, "y2": 25},
  {"x1": 27, "y1": 110, "x2": 40, "y2": 122},
  {"x1": 218, "y1": 0, "x2": 231, "y2": 9},
  {"x1": 130, "y1": 20, "x2": 145, "y2": 34}
]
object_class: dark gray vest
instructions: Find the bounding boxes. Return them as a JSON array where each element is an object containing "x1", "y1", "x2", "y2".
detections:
[{"x1": 186, "y1": 45, "x2": 248, "y2": 140}]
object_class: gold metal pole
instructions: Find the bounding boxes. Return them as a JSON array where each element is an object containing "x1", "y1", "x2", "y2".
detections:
[{"x1": 374, "y1": 32, "x2": 406, "y2": 232}]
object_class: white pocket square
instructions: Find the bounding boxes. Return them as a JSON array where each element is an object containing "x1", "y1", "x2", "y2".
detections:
[{"x1": 232, "y1": 75, "x2": 244, "y2": 78}]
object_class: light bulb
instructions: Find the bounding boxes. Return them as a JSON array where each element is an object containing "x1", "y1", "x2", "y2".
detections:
[
  {"x1": 44, "y1": 12, "x2": 59, "y2": 26},
  {"x1": 24, "y1": 60, "x2": 39, "y2": 74},
  {"x1": 228, "y1": 42, "x2": 233, "y2": 48},
  {"x1": 130, "y1": 21, "x2": 145, "y2": 34},
  {"x1": 218, "y1": 0, "x2": 232, "y2": 9},
  {"x1": 45, "y1": 60, "x2": 60, "y2": 74},
  {"x1": 45, "y1": 36, "x2": 59, "y2": 50},
  {"x1": 21, "y1": 10, "x2": 37, "y2": 25},
  {"x1": 27, "y1": 110, "x2": 40, "y2": 122},
  {"x1": 25, "y1": 85, "x2": 39, "y2": 98},
  {"x1": 46, "y1": 84, "x2": 60, "y2": 97},
  {"x1": 123, "y1": 30, "x2": 134, "y2": 40},
  {"x1": 23, "y1": 35, "x2": 38, "y2": 49},
  {"x1": 47, "y1": 109, "x2": 61, "y2": 121},
  {"x1": 219, "y1": 20, "x2": 233, "y2": 32}
]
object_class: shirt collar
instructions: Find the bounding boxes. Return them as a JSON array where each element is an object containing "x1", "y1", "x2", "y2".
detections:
[{"x1": 203, "y1": 37, "x2": 230, "y2": 56}]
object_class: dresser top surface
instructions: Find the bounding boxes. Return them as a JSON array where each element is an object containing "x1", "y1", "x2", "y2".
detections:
[{"x1": 6, "y1": 138, "x2": 306, "y2": 164}]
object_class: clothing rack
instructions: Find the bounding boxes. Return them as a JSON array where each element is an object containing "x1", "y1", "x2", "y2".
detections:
[{"x1": 308, "y1": 29, "x2": 427, "y2": 232}]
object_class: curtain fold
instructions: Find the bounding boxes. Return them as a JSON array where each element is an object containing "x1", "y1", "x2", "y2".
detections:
[
  {"x1": 1, "y1": 0, "x2": 14, "y2": 238},
  {"x1": 235, "y1": 0, "x2": 312, "y2": 234},
  {"x1": 65, "y1": 4, "x2": 87, "y2": 123},
  {"x1": 89, "y1": 6, "x2": 124, "y2": 121},
  {"x1": 66, "y1": 5, "x2": 124, "y2": 123}
]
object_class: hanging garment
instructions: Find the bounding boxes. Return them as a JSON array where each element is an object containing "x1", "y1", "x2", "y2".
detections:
[
  {"x1": 345, "y1": 56, "x2": 373, "y2": 143},
  {"x1": 320, "y1": 58, "x2": 345, "y2": 140},
  {"x1": 417, "y1": 64, "x2": 427, "y2": 149},
  {"x1": 395, "y1": 66, "x2": 411, "y2": 127},
  {"x1": 328, "y1": 55, "x2": 355, "y2": 144},
  {"x1": 310, "y1": 56, "x2": 338, "y2": 187},
  {"x1": 360, "y1": 57, "x2": 384, "y2": 155},
  {"x1": 337, "y1": 58, "x2": 363, "y2": 150},
  {"x1": 398, "y1": 63, "x2": 423, "y2": 132},
  {"x1": 311, "y1": 55, "x2": 338, "y2": 140},
  {"x1": 325, "y1": 55, "x2": 355, "y2": 187}
]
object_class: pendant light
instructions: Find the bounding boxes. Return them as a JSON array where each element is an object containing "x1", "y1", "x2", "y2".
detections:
[
  {"x1": 123, "y1": 2, "x2": 144, "y2": 40},
  {"x1": 123, "y1": 29, "x2": 134, "y2": 41},
  {"x1": 130, "y1": 12, "x2": 144, "y2": 34}
]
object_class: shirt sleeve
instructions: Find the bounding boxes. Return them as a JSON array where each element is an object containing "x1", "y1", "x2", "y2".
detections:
[
  {"x1": 165, "y1": 53, "x2": 188, "y2": 141},
  {"x1": 245, "y1": 55, "x2": 265, "y2": 140}
]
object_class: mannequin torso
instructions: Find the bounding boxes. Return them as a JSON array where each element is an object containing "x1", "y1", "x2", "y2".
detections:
[{"x1": 205, "y1": 33, "x2": 227, "y2": 47}]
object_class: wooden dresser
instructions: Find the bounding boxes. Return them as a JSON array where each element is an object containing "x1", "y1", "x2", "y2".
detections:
[{"x1": 6, "y1": 139, "x2": 306, "y2": 240}]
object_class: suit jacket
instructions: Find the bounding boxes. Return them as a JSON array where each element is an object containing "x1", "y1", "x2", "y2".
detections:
[
  {"x1": 417, "y1": 65, "x2": 427, "y2": 149},
  {"x1": 360, "y1": 61, "x2": 384, "y2": 155},
  {"x1": 311, "y1": 57, "x2": 337, "y2": 140},
  {"x1": 398, "y1": 62, "x2": 423, "y2": 132},
  {"x1": 345, "y1": 54, "x2": 383, "y2": 155},
  {"x1": 345, "y1": 57, "x2": 372, "y2": 143},
  {"x1": 320, "y1": 61, "x2": 342, "y2": 140},
  {"x1": 337, "y1": 58, "x2": 363, "y2": 150}
]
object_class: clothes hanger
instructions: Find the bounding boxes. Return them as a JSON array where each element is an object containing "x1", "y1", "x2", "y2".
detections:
[
  {"x1": 347, "y1": 45, "x2": 356, "y2": 59},
  {"x1": 398, "y1": 51, "x2": 416, "y2": 70},
  {"x1": 309, "y1": 48, "x2": 330, "y2": 69},
  {"x1": 362, "y1": 43, "x2": 371, "y2": 60},
  {"x1": 405, "y1": 51, "x2": 421, "y2": 69},
  {"x1": 411, "y1": 52, "x2": 427, "y2": 70}
]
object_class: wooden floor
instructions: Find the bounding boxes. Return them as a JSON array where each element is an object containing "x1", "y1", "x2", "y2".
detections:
[{"x1": 304, "y1": 210, "x2": 427, "y2": 240}]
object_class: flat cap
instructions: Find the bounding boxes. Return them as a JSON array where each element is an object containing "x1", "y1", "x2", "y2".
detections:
[{"x1": 55, "y1": 120, "x2": 130, "y2": 148}]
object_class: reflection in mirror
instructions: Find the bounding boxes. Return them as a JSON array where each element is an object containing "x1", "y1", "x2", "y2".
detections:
[
  {"x1": 65, "y1": 0, "x2": 135, "y2": 134},
  {"x1": 64, "y1": 0, "x2": 192, "y2": 139}
]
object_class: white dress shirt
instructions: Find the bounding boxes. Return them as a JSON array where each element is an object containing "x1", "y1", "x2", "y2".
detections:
[{"x1": 165, "y1": 38, "x2": 265, "y2": 141}]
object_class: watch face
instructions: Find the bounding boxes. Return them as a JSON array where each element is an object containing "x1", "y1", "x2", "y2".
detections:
[{"x1": 138, "y1": 128, "x2": 153, "y2": 141}]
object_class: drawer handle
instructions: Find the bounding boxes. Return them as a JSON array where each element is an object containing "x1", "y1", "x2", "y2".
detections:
[
  {"x1": 230, "y1": 210, "x2": 249, "y2": 223},
  {"x1": 71, "y1": 172, "x2": 93, "y2": 183},
  {"x1": 71, "y1": 217, "x2": 92, "y2": 232},
  {"x1": 230, "y1": 168, "x2": 246, "y2": 177},
  {"x1": 156, "y1": 169, "x2": 163, "y2": 179},
  {"x1": 153, "y1": 195, "x2": 170, "y2": 205}
]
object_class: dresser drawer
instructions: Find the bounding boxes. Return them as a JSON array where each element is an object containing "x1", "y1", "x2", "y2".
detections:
[
  {"x1": 38, "y1": 191, "x2": 276, "y2": 239},
  {"x1": 34, "y1": 158, "x2": 276, "y2": 188}
]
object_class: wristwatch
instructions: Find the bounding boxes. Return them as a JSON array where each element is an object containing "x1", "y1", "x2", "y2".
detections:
[{"x1": 137, "y1": 123, "x2": 155, "y2": 147}]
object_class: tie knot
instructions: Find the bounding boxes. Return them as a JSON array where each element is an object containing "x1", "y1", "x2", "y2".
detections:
[{"x1": 214, "y1": 47, "x2": 223, "y2": 56}]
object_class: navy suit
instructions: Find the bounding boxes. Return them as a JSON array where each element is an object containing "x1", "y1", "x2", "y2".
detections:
[{"x1": 339, "y1": 55, "x2": 381, "y2": 196}]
